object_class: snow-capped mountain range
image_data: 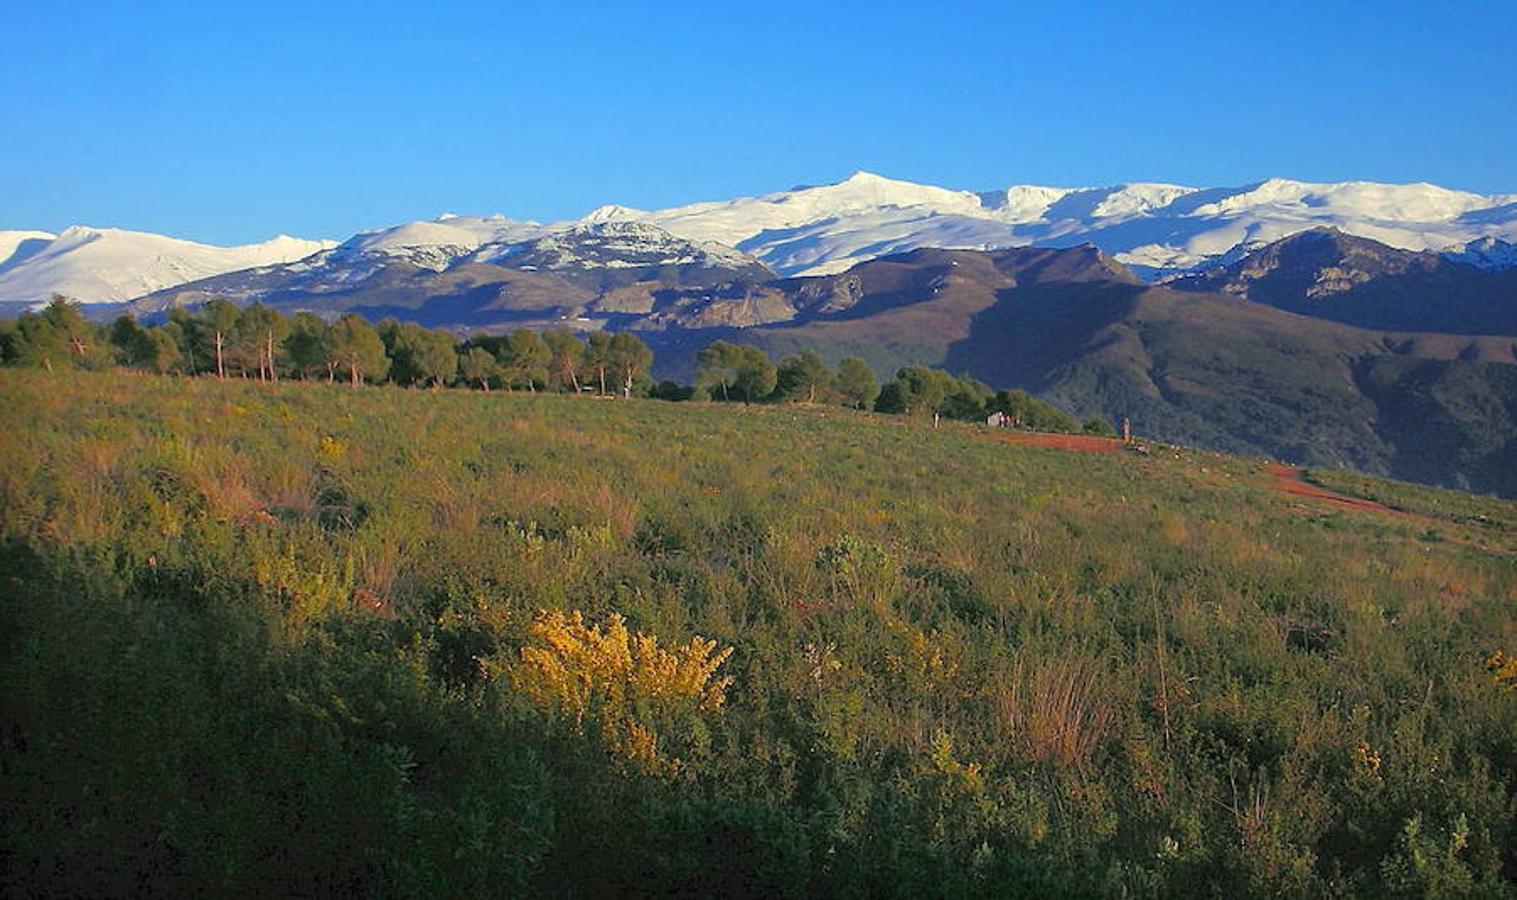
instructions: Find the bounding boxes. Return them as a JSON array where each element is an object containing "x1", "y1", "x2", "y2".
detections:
[
  {"x1": 120, "y1": 218, "x2": 776, "y2": 318},
  {"x1": 320, "y1": 215, "x2": 767, "y2": 276},
  {"x1": 0, "y1": 227, "x2": 334, "y2": 306},
  {"x1": 628, "y1": 171, "x2": 1517, "y2": 277},
  {"x1": 4, "y1": 171, "x2": 1516, "y2": 305}
]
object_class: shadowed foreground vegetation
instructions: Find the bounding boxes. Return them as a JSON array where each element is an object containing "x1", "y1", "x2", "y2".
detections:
[{"x1": 2, "y1": 370, "x2": 1515, "y2": 896}]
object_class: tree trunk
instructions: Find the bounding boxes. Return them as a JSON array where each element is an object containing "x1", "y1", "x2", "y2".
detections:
[
  {"x1": 597, "y1": 366, "x2": 606, "y2": 397},
  {"x1": 349, "y1": 362, "x2": 360, "y2": 386},
  {"x1": 570, "y1": 371, "x2": 580, "y2": 393},
  {"x1": 808, "y1": 382, "x2": 817, "y2": 404},
  {"x1": 267, "y1": 331, "x2": 278, "y2": 382},
  {"x1": 214, "y1": 332, "x2": 225, "y2": 379},
  {"x1": 622, "y1": 367, "x2": 632, "y2": 399}
]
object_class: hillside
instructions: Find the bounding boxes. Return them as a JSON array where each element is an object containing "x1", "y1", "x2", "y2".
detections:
[
  {"x1": 1168, "y1": 228, "x2": 1517, "y2": 335},
  {"x1": 2, "y1": 369, "x2": 1514, "y2": 895},
  {"x1": 632, "y1": 245, "x2": 1517, "y2": 497}
]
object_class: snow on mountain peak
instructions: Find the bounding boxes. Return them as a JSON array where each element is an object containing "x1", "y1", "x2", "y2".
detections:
[
  {"x1": 1442, "y1": 235, "x2": 1517, "y2": 271},
  {"x1": 572, "y1": 172, "x2": 1515, "y2": 277},
  {"x1": 0, "y1": 230, "x2": 57, "y2": 272},
  {"x1": 625, "y1": 171, "x2": 991, "y2": 256},
  {"x1": 581, "y1": 204, "x2": 649, "y2": 224},
  {"x1": 790, "y1": 170, "x2": 985, "y2": 214},
  {"x1": 977, "y1": 185, "x2": 1078, "y2": 222},
  {"x1": 335, "y1": 215, "x2": 544, "y2": 270},
  {"x1": 6, "y1": 172, "x2": 1517, "y2": 304},
  {"x1": 1193, "y1": 178, "x2": 1493, "y2": 223},
  {"x1": 1090, "y1": 183, "x2": 1199, "y2": 218},
  {"x1": 466, "y1": 219, "x2": 768, "y2": 274},
  {"x1": 0, "y1": 227, "x2": 334, "y2": 303}
]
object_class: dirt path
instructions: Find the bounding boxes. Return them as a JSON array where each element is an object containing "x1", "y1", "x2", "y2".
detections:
[
  {"x1": 988, "y1": 429, "x2": 1411, "y2": 519},
  {"x1": 1263, "y1": 465, "x2": 1517, "y2": 555},
  {"x1": 984, "y1": 429, "x2": 1517, "y2": 555},
  {"x1": 1263, "y1": 463, "x2": 1412, "y2": 518}
]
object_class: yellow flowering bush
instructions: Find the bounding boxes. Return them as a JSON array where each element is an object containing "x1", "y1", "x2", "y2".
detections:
[
  {"x1": 1353, "y1": 741, "x2": 1382, "y2": 777},
  {"x1": 1487, "y1": 650, "x2": 1517, "y2": 689},
  {"x1": 318, "y1": 434, "x2": 346, "y2": 459},
  {"x1": 513, "y1": 609, "x2": 734, "y2": 774}
]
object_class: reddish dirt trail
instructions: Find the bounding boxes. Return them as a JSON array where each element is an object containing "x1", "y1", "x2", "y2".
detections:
[
  {"x1": 985, "y1": 430, "x2": 1517, "y2": 555},
  {"x1": 1263, "y1": 463, "x2": 1411, "y2": 518},
  {"x1": 987, "y1": 430, "x2": 1411, "y2": 520}
]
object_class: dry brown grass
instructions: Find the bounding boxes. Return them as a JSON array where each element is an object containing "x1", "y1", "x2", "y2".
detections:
[{"x1": 992, "y1": 653, "x2": 1119, "y2": 773}]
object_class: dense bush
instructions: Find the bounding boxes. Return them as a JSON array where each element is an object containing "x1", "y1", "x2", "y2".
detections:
[{"x1": 2, "y1": 369, "x2": 1515, "y2": 896}]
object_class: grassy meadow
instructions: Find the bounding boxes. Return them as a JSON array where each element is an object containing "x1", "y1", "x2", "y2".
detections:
[{"x1": 2, "y1": 369, "x2": 1515, "y2": 896}]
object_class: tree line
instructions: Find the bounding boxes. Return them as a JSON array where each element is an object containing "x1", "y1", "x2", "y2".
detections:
[
  {"x1": 0, "y1": 298, "x2": 656, "y2": 397},
  {"x1": 0, "y1": 298, "x2": 1105, "y2": 431},
  {"x1": 692, "y1": 339, "x2": 1111, "y2": 434}
]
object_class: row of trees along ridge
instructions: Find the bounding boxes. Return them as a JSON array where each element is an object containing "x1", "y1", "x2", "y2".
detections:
[{"x1": 1, "y1": 298, "x2": 1103, "y2": 430}]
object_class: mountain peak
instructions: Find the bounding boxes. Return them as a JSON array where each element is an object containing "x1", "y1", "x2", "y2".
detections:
[
  {"x1": 581, "y1": 204, "x2": 648, "y2": 224},
  {"x1": 56, "y1": 225, "x2": 107, "y2": 241},
  {"x1": 0, "y1": 226, "x2": 335, "y2": 303},
  {"x1": 1291, "y1": 225, "x2": 1348, "y2": 240},
  {"x1": 1442, "y1": 235, "x2": 1517, "y2": 271}
]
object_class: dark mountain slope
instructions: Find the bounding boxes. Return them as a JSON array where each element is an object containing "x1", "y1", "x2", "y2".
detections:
[
  {"x1": 1351, "y1": 356, "x2": 1517, "y2": 493},
  {"x1": 1170, "y1": 228, "x2": 1517, "y2": 335},
  {"x1": 650, "y1": 245, "x2": 1137, "y2": 378},
  {"x1": 126, "y1": 222, "x2": 776, "y2": 330},
  {"x1": 979, "y1": 287, "x2": 1517, "y2": 495},
  {"x1": 133, "y1": 259, "x2": 596, "y2": 329}
]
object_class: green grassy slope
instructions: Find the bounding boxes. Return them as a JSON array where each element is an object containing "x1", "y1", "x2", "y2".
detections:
[{"x1": 2, "y1": 370, "x2": 1515, "y2": 896}]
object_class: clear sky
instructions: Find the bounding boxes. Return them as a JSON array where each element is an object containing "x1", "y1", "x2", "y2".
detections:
[{"x1": 4, "y1": 0, "x2": 1514, "y2": 245}]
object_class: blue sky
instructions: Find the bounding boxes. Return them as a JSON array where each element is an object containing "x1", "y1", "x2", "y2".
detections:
[{"x1": 4, "y1": 0, "x2": 1514, "y2": 245}]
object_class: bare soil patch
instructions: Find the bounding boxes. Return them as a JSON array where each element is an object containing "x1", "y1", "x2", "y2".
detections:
[{"x1": 1264, "y1": 463, "x2": 1410, "y2": 518}]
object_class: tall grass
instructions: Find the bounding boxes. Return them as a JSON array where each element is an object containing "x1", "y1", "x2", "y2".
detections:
[{"x1": 2, "y1": 369, "x2": 1515, "y2": 896}]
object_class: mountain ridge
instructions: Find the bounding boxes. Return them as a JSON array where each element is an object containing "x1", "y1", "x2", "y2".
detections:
[
  {"x1": 6, "y1": 171, "x2": 1516, "y2": 305},
  {"x1": 0, "y1": 226, "x2": 334, "y2": 305},
  {"x1": 1168, "y1": 227, "x2": 1517, "y2": 335}
]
